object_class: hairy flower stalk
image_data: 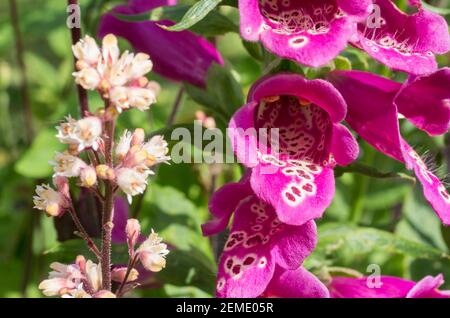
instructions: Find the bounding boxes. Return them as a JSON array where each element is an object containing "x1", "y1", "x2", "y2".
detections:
[{"x1": 34, "y1": 33, "x2": 169, "y2": 297}]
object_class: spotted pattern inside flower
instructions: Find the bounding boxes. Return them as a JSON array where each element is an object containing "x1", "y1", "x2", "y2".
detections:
[
  {"x1": 256, "y1": 95, "x2": 332, "y2": 163},
  {"x1": 258, "y1": 0, "x2": 344, "y2": 38},
  {"x1": 220, "y1": 197, "x2": 286, "y2": 280},
  {"x1": 359, "y1": 4, "x2": 432, "y2": 58}
]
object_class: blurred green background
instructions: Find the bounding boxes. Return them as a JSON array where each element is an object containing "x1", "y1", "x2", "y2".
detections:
[{"x1": 0, "y1": 0, "x2": 449, "y2": 298}]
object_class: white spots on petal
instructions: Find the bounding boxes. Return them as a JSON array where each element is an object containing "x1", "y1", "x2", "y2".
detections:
[
  {"x1": 258, "y1": 257, "x2": 268, "y2": 268},
  {"x1": 217, "y1": 278, "x2": 226, "y2": 290},
  {"x1": 438, "y1": 184, "x2": 450, "y2": 203},
  {"x1": 289, "y1": 36, "x2": 309, "y2": 49}
]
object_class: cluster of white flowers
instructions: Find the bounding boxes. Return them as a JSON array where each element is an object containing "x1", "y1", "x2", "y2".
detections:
[
  {"x1": 35, "y1": 32, "x2": 170, "y2": 298},
  {"x1": 39, "y1": 256, "x2": 115, "y2": 298},
  {"x1": 72, "y1": 34, "x2": 160, "y2": 113},
  {"x1": 114, "y1": 129, "x2": 170, "y2": 203}
]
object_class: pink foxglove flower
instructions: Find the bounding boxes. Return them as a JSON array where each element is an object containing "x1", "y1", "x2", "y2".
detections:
[
  {"x1": 261, "y1": 266, "x2": 329, "y2": 298},
  {"x1": 353, "y1": 0, "x2": 450, "y2": 75},
  {"x1": 98, "y1": 0, "x2": 223, "y2": 87},
  {"x1": 328, "y1": 69, "x2": 450, "y2": 224},
  {"x1": 239, "y1": 0, "x2": 372, "y2": 67},
  {"x1": 203, "y1": 177, "x2": 321, "y2": 298},
  {"x1": 228, "y1": 74, "x2": 359, "y2": 226},
  {"x1": 329, "y1": 274, "x2": 450, "y2": 298}
]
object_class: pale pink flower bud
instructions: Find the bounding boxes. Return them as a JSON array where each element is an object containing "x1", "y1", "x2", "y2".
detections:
[
  {"x1": 128, "y1": 87, "x2": 157, "y2": 111},
  {"x1": 111, "y1": 267, "x2": 139, "y2": 283},
  {"x1": 203, "y1": 117, "x2": 216, "y2": 129},
  {"x1": 72, "y1": 35, "x2": 101, "y2": 66},
  {"x1": 116, "y1": 130, "x2": 133, "y2": 160},
  {"x1": 142, "y1": 135, "x2": 170, "y2": 167},
  {"x1": 126, "y1": 218, "x2": 141, "y2": 255},
  {"x1": 110, "y1": 86, "x2": 130, "y2": 112},
  {"x1": 73, "y1": 67, "x2": 101, "y2": 90},
  {"x1": 53, "y1": 176, "x2": 70, "y2": 199},
  {"x1": 33, "y1": 184, "x2": 67, "y2": 217},
  {"x1": 195, "y1": 110, "x2": 207, "y2": 122},
  {"x1": 85, "y1": 260, "x2": 102, "y2": 292},
  {"x1": 96, "y1": 164, "x2": 115, "y2": 180},
  {"x1": 128, "y1": 53, "x2": 153, "y2": 80},
  {"x1": 39, "y1": 277, "x2": 77, "y2": 297},
  {"x1": 101, "y1": 34, "x2": 119, "y2": 65},
  {"x1": 137, "y1": 230, "x2": 169, "y2": 272},
  {"x1": 80, "y1": 165, "x2": 97, "y2": 187},
  {"x1": 131, "y1": 128, "x2": 145, "y2": 146}
]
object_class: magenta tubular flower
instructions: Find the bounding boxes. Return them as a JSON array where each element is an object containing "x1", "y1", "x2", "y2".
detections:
[
  {"x1": 239, "y1": 0, "x2": 372, "y2": 67},
  {"x1": 98, "y1": 0, "x2": 223, "y2": 87},
  {"x1": 353, "y1": 0, "x2": 450, "y2": 75},
  {"x1": 328, "y1": 69, "x2": 450, "y2": 224},
  {"x1": 227, "y1": 74, "x2": 359, "y2": 226},
  {"x1": 203, "y1": 177, "x2": 326, "y2": 298},
  {"x1": 329, "y1": 274, "x2": 450, "y2": 298}
]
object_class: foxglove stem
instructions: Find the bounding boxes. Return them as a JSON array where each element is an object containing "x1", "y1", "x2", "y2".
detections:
[
  {"x1": 116, "y1": 255, "x2": 137, "y2": 297},
  {"x1": 68, "y1": 205, "x2": 101, "y2": 260},
  {"x1": 101, "y1": 116, "x2": 116, "y2": 291}
]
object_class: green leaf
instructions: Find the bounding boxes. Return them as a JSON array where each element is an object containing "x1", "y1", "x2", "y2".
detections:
[
  {"x1": 422, "y1": 2, "x2": 450, "y2": 15},
  {"x1": 334, "y1": 56, "x2": 352, "y2": 70},
  {"x1": 115, "y1": 4, "x2": 238, "y2": 36},
  {"x1": 308, "y1": 223, "x2": 450, "y2": 269},
  {"x1": 155, "y1": 247, "x2": 216, "y2": 295},
  {"x1": 241, "y1": 40, "x2": 264, "y2": 61},
  {"x1": 161, "y1": 0, "x2": 223, "y2": 32},
  {"x1": 185, "y1": 64, "x2": 244, "y2": 120},
  {"x1": 15, "y1": 128, "x2": 65, "y2": 178}
]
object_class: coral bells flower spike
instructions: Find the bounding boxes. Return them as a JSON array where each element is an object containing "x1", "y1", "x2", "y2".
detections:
[
  {"x1": 239, "y1": 0, "x2": 372, "y2": 67},
  {"x1": 354, "y1": 0, "x2": 450, "y2": 75},
  {"x1": 204, "y1": 180, "x2": 319, "y2": 298},
  {"x1": 228, "y1": 73, "x2": 359, "y2": 226},
  {"x1": 97, "y1": 0, "x2": 223, "y2": 87},
  {"x1": 33, "y1": 184, "x2": 68, "y2": 217},
  {"x1": 328, "y1": 70, "x2": 450, "y2": 224},
  {"x1": 329, "y1": 274, "x2": 450, "y2": 298},
  {"x1": 136, "y1": 230, "x2": 169, "y2": 272}
]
